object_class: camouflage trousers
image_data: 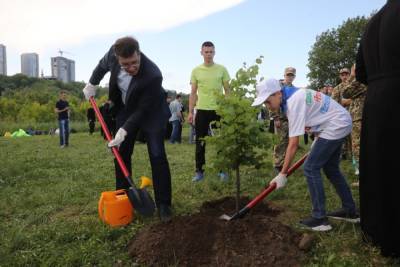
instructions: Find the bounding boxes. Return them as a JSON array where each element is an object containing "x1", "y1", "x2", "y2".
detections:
[
  {"x1": 341, "y1": 134, "x2": 352, "y2": 159},
  {"x1": 351, "y1": 120, "x2": 361, "y2": 162},
  {"x1": 273, "y1": 118, "x2": 289, "y2": 168}
]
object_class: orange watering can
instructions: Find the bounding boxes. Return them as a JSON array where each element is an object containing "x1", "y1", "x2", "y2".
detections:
[
  {"x1": 98, "y1": 189, "x2": 133, "y2": 226},
  {"x1": 98, "y1": 176, "x2": 153, "y2": 227}
]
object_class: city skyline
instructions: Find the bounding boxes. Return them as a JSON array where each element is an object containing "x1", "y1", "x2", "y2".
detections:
[{"x1": 0, "y1": 45, "x2": 75, "y2": 82}]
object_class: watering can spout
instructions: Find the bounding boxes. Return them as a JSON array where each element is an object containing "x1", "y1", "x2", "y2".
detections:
[{"x1": 139, "y1": 176, "x2": 153, "y2": 189}]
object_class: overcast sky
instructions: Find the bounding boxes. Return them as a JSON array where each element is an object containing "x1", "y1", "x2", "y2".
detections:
[{"x1": 0, "y1": 0, "x2": 386, "y2": 92}]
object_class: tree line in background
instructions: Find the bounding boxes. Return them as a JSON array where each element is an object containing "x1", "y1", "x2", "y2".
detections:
[
  {"x1": 0, "y1": 74, "x2": 108, "y2": 124},
  {"x1": 0, "y1": 13, "x2": 373, "y2": 126},
  {"x1": 307, "y1": 14, "x2": 372, "y2": 89}
]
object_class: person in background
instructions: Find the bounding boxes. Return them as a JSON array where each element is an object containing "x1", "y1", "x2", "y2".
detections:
[
  {"x1": 87, "y1": 107, "x2": 96, "y2": 135},
  {"x1": 54, "y1": 90, "x2": 70, "y2": 148},
  {"x1": 332, "y1": 68, "x2": 352, "y2": 160},
  {"x1": 169, "y1": 94, "x2": 183, "y2": 144},
  {"x1": 342, "y1": 64, "x2": 367, "y2": 186},
  {"x1": 99, "y1": 101, "x2": 116, "y2": 139},
  {"x1": 319, "y1": 87, "x2": 328, "y2": 95},
  {"x1": 326, "y1": 84, "x2": 334, "y2": 96},
  {"x1": 270, "y1": 67, "x2": 298, "y2": 172},
  {"x1": 165, "y1": 95, "x2": 173, "y2": 140},
  {"x1": 188, "y1": 41, "x2": 230, "y2": 182}
]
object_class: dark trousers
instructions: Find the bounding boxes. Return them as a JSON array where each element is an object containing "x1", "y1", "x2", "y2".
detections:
[
  {"x1": 165, "y1": 121, "x2": 172, "y2": 140},
  {"x1": 115, "y1": 111, "x2": 171, "y2": 207},
  {"x1": 195, "y1": 110, "x2": 220, "y2": 172},
  {"x1": 304, "y1": 133, "x2": 309, "y2": 145},
  {"x1": 268, "y1": 118, "x2": 275, "y2": 133},
  {"x1": 88, "y1": 120, "x2": 95, "y2": 134}
]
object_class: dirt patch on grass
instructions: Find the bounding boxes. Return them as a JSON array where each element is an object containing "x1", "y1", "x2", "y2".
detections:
[
  {"x1": 50, "y1": 206, "x2": 82, "y2": 221},
  {"x1": 128, "y1": 197, "x2": 306, "y2": 266}
]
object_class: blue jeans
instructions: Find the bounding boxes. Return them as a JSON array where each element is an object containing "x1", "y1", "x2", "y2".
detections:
[
  {"x1": 58, "y1": 119, "x2": 69, "y2": 146},
  {"x1": 169, "y1": 120, "x2": 182, "y2": 144},
  {"x1": 304, "y1": 137, "x2": 356, "y2": 219}
]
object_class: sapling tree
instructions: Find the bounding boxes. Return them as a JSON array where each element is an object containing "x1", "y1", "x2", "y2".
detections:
[{"x1": 206, "y1": 56, "x2": 273, "y2": 212}]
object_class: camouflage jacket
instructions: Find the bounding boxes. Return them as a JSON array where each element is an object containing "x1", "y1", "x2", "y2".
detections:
[
  {"x1": 342, "y1": 77, "x2": 367, "y2": 122},
  {"x1": 332, "y1": 81, "x2": 349, "y2": 108},
  {"x1": 269, "y1": 82, "x2": 292, "y2": 121},
  {"x1": 269, "y1": 108, "x2": 288, "y2": 122}
]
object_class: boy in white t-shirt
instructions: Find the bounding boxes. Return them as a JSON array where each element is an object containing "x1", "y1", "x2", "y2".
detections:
[{"x1": 252, "y1": 78, "x2": 359, "y2": 231}]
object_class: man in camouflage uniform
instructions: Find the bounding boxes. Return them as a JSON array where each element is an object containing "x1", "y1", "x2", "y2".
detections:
[
  {"x1": 332, "y1": 68, "x2": 352, "y2": 160},
  {"x1": 270, "y1": 67, "x2": 297, "y2": 172},
  {"x1": 342, "y1": 64, "x2": 367, "y2": 185}
]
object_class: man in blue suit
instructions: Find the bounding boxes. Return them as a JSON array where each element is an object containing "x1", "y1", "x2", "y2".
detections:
[{"x1": 83, "y1": 36, "x2": 172, "y2": 221}]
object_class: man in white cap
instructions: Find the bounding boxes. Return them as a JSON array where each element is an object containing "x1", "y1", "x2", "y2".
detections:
[{"x1": 252, "y1": 79, "x2": 358, "y2": 231}]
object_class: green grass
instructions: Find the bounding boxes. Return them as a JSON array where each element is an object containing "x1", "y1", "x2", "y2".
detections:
[{"x1": 0, "y1": 129, "x2": 398, "y2": 266}]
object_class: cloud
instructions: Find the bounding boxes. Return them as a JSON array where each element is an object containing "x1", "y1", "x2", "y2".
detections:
[{"x1": 0, "y1": 0, "x2": 245, "y2": 52}]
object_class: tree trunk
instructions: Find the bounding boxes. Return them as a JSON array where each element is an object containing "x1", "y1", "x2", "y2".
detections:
[{"x1": 235, "y1": 166, "x2": 240, "y2": 213}]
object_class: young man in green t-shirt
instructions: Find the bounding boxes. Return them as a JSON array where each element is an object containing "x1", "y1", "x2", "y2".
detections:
[{"x1": 188, "y1": 41, "x2": 230, "y2": 182}]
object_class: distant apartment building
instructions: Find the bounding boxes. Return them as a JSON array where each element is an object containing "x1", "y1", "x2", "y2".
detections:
[
  {"x1": 0, "y1": 44, "x2": 6, "y2": 75},
  {"x1": 51, "y1": 56, "x2": 75, "y2": 82},
  {"x1": 21, "y1": 53, "x2": 39, "y2": 77}
]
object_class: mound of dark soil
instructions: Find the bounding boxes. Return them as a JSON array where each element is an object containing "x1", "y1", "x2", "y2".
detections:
[{"x1": 128, "y1": 197, "x2": 306, "y2": 267}]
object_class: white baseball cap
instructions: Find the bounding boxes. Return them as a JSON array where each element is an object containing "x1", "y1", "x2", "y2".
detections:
[{"x1": 252, "y1": 78, "x2": 281, "y2": 106}]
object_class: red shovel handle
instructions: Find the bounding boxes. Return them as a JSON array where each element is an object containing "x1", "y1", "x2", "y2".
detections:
[
  {"x1": 246, "y1": 152, "x2": 309, "y2": 209},
  {"x1": 89, "y1": 97, "x2": 131, "y2": 179}
]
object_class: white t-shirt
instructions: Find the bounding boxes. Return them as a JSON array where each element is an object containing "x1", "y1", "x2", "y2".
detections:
[
  {"x1": 286, "y1": 89, "x2": 352, "y2": 140},
  {"x1": 169, "y1": 99, "x2": 182, "y2": 122}
]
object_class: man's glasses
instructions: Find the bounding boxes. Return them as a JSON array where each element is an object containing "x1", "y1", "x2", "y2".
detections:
[{"x1": 120, "y1": 61, "x2": 140, "y2": 70}]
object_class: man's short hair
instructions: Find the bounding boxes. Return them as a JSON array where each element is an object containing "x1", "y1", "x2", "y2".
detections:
[
  {"x1": 114, "y1": 36, "x2": 140, "y2": 58},
  {"x1": 202, "y1": 41, "x2": 214, "y2": 48},
  {"x1": 176, "y1": 94, "x2": 182, "y2": 99}
]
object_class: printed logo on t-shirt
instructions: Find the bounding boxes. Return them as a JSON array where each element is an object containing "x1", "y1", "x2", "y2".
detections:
[
  {"x1": 313, "y1": 92, "x2": 322, "y2": 103},
  {"x1": 306, "y1": 90, "x2": 313, "y2": 105},
  {"x1": 320, "y1": 95, "x2": 331, "y2": 114}
]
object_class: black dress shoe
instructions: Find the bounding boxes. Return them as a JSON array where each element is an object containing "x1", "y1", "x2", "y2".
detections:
[{"x1": 158, "y1": 204, "x2": 172, "y2": 222}]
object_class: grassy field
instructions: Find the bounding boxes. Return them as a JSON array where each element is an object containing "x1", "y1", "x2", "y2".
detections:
[{"x1": 0, "y1": 128, "x2": 398, "y2": 266}]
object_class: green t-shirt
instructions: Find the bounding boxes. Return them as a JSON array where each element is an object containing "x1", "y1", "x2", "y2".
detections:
[{"x1": 190, "y1": 63, "x2": 230, "y2": 110}]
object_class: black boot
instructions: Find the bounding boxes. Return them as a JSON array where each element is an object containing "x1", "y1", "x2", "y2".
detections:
[{"x1": 158, "y1": 204, "x2": 172, "y2": 222}]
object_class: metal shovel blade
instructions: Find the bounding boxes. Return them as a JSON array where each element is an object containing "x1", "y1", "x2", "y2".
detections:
[
  {"x1": 219, "y1": 214, "x2": 233, "y2": 221},
  {"x1": 127, "y1": 187, "x2": 156, "y2": 217}
]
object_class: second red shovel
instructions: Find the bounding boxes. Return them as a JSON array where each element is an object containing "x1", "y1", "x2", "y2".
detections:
[{"x1": 220, "y1": 153, "x2": 308, "y2": 221}]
